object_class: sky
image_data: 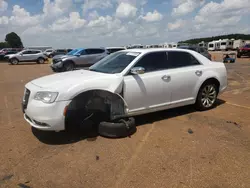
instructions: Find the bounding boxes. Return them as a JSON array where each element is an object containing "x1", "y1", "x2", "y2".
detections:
[{"x1": 0, "y1": 0, "x2": 249, "y2": 48}]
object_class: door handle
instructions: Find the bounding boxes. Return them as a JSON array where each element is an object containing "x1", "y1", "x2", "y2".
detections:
[
  {"x1": 195, "y1": 70, "x2": 202, "y2": 76},
  {"x1": 161, "y1": 75, "x2": 171, "y2": 82}
]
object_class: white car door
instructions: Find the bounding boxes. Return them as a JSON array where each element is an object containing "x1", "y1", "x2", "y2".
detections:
[
  {"x1": 123, "y1": 52, "x2": 171, "y2": 113},
  {"x1": 164, "y1": 51, "x2": 205, "y2": 105},
  {"x1": 19, "y1": 50, "x2": 31, "y2": 61}
]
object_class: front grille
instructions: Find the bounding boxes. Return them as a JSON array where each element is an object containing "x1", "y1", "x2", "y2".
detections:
[{"x1": 22, "y1": 88, "x2": 30, "y2": 110}]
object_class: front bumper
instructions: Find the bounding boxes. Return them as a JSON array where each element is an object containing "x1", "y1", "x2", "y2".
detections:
[
  {"x1": 50, "y1": 61, "x2": 63, "y2": 72},
  {"x1": 23, "y1": 83, "x2": 71, "y2": 131}
]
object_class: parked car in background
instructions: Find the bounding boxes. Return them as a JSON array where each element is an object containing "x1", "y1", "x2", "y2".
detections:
[
  {"x1": 5, "y1": 49, "x2": 48, "y2": 65},
  {"x1": 43, "y1": 49, "x2": 54, "y2": 57},
  {"x1": 0, "y1": 48, "x2": 23, "y2": 60},
  {"x1": 22, "y1": 48, "x2": 227, "y2": 137},
  {"x1": 106, "y1": 47, "x2": 126, "y2": 54},
  {"x1": 178, "y1": 45, "x2": 212, "y2": 60},
  {"x1": 51, "y1": 48, "x2": 108, "y2": 72},
  {"x1": 49, "y1": 49, "x2": 72, "y2": 58},
  {"x1": 237, "y1": 44, "x2": 250, "y2": 58}
]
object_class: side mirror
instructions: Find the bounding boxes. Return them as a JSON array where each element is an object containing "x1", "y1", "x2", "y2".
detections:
[
  {"x1": 20, "y1": 53, "x2": 23, "y2": 55},
  {"x1": 131, "y1": 67, "x2": 145, "y2": 75}
]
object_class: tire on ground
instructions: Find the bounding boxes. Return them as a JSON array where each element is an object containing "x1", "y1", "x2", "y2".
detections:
[
  {"x1": 63, "y1": 61, "x2": 75, "y2": 71},
  {"x1": 37, "y1": 57, "x2": 45, "y2": 64},
  {"x1": 195, "y1": 80, "x2": 219, "y2": 111},
  {"x1": 10, "y1": 58, "x2": 19, "y2": 65},
  {"x1": 98, "y1": 117, "x2": 136, "y2": 138}
]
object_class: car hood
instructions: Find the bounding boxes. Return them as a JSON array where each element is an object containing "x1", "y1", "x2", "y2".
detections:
[
  {"x1": 4, "y1": 54, "x2": 15, "y2": 58},
  {"x1": 30, "y1": 70, "x2": 124, "y2": 99}
]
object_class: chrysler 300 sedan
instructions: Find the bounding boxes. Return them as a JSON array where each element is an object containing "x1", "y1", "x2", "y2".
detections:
[{"x1": 22, "y1": 48, "x2": 227, "y2": 134}]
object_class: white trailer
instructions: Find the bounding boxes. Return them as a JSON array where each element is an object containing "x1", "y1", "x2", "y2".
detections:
[
  {"x1": 220, "y1": 39, "x2": 233, "y2": 51},
  {"x1": 198, "y1": 41, "x2": 207, "y2": 48},
  {"x1": 232, "y1": 39, "x2": 245, "y2": 50},
  {"x1": 208, "y1": 41, "x2": 216, "y2": 51},
  {"x1": 215, "y1": 40, "x2": 221, "y2": 51}
]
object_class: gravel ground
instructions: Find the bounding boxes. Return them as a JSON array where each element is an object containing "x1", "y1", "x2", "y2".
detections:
[{"x1": 0, "y1": 53, "x2": 250, "y2": 188}]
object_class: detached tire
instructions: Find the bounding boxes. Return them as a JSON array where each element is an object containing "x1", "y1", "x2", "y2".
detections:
[{"x1": 98, "y1": 117, "x2": 136, "y2": 138}]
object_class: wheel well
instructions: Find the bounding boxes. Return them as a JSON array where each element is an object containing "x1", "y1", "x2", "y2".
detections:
[
  {"x1": 37, "y1": 57, "x2": 45, "y2": 60},
  {"x1": 200, "y1": 78, "x2": 220, "y2": 93},
  {"x1": 65, "y1": 90, "x2": 126, "y2": 128},
  {"x1": 10, "y1": 57, "x2": 18, "y2": 61}
]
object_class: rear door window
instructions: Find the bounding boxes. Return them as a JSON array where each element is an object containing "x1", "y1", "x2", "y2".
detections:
[{"x1": 166, "y1": 51, "x2": 201, "y2": 69}]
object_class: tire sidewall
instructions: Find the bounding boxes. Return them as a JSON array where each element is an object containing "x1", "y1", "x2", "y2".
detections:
[
  {"x1": 64, "y1": 61, "x2": 74, "y2": 71},
  {"x1": 37, "y1": 58, "x2": 45, "y2": 64},
  {"x1": 196, "y1": 82, "x2": 218, "y2": 111},
  {"x1": 10, "y1": 58, "x2": 18, "y2": 65}
]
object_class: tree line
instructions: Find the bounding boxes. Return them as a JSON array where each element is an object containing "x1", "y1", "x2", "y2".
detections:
[
  {"x1": 0, "y1": 32, "x2": 23, "y2": 49},
  {"x1": 179, "y1": 33, "x2": 250, "y2": 44}
]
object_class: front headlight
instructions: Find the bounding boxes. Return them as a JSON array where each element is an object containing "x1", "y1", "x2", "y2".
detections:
[{"x1": 34, "y1": 92, "x2": 58, "y2": 103}]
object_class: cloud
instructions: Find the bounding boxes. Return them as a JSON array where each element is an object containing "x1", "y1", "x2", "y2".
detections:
[
  {"x1": 43, "y1": 0, "x2": 73, "y2": 18},
  {"x1": 50, "y1": 12, "x2": 86, "y2": 31},
  {"x1": 168, "y1": 19, "x2": 186, "y2": 31},
  {"x1": 172, "y1": 0, "x2": 205, "y2": 16},
  {"x1": 116, "y1": 2, "x2": 137, "y2": 18},
  {"x1": 88, "y1": 10, "x2": 99, "y2": 20},
  {"x1": 0, "y1": 0, "x2": 8, "y2": 12},
  {"x1": 9, "y1": 5, "x2": 40, "y2": 27},
  {"x1": 140, "y1": 10, "x2": 163, "y2": 22},
  {"x1": 194, "y1": 0, "x2": 250, "y2": 29},
  {"x1": 82, "y1": 0, "x2": 113, "y2": 14},
  {"x1": 0, "y1": 15, "x2": 8, "y2": 24}
]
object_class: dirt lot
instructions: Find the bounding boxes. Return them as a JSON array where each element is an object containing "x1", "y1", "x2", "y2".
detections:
[{"x1": 0, "y1": 53, "x2": 250, "y2": 188}]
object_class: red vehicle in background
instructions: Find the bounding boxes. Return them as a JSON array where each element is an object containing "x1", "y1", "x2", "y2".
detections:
[
  {"x1": 237, "y1": 44, "x2": 250, "y2": 58},
  {"x1": 0, "y1": 48, "x2": 23, "y2": 60}
]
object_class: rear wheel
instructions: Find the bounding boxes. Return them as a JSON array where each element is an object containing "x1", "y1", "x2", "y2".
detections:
[
  {"x1": 10, "y1": 58, "x2": 19, "y2": 65},
  {"x1": 195, "y1": 82, "x2": 218, "y2": 111},
  {"x1": 37, "y1": 57, "x2": 45, "y2": 64}
]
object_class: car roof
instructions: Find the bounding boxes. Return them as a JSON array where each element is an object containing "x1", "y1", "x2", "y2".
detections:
[
  {"x1": 122, "y1": 48, "x2": 199, "y2": 54},
  {"x1": 106, "y1": 47, "x2": 125, "y2": 49}
]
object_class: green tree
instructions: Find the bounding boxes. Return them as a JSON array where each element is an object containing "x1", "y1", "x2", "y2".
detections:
[
  {"x1": 0, "y1": 42, "x2": 10, "y2": 49},
  {"x1": 5, "y1": 32, "x2": 23, "y2": 48}
]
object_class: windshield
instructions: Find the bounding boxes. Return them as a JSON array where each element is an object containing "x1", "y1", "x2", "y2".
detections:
[
  {"x1": 67, "y1": 49, "x2": 83, "y2": 55},
  {"x1": 89, "y1": 51, "x2": 140, "y2": 74}
]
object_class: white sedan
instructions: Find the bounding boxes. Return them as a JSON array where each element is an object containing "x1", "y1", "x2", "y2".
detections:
[{"x1": 22, "y1": 48, "x2": 227, "y2": 133}]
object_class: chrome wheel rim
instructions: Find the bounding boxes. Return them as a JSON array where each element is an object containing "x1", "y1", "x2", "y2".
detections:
[{"x1": 201, "y1": 85, "x2": 217, "y2": 108}]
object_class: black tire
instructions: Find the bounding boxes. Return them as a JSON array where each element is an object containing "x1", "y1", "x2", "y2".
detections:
[
  {"x1": 64, "y1": 61, "x2": 75, "y2": 71},
  {"x1": 98, "y1": 117, "x2": 136, "y2": 138},
  {"x1": 37, "y1": 57, "x2": 45, "y2": 64},
  {"x1": 195, "y1": 82, "x2": 218, "y2": 111},
  {"x1": 49, "y1": 54, "x2": 53, "y2": 58},
  {"x1": 9, "y1": 58, "x2": 19, "y2": 65}
]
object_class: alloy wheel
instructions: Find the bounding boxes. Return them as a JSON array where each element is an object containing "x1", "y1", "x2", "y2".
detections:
[{"x1": 201, "y1": 85, "x2": 217, "y2": 108}]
